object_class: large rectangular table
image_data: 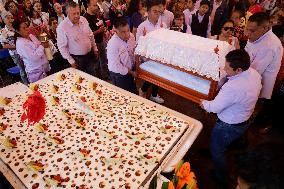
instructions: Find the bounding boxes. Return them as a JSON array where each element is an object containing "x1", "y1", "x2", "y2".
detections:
[{"x1": 0, "y1": 68, "x2": 202, "y2": 189}]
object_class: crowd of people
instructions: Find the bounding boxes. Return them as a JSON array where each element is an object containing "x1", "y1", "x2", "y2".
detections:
[
  {"x1": 0, "y1": 0, "x2": 283, "y2": 90},
  {"x1": 0, "y1": 0, "x2": 284, "y2": 188}
]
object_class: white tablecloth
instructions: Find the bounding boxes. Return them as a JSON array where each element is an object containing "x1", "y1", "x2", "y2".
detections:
[{"x1": 0, "y1": 68, "x2": 202, "y2": 189}]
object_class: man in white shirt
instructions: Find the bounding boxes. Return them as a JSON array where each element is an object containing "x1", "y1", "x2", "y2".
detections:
[
  {"x1": 54, "y1": 3, "x2": 65, "y2": 24},
  {"x1": 200, "y1": 49, "x2": 262, "y2": 186},
  {"x1": 107, "y1": 18, "x2": 137, "y2": 93},
  {"x1": 183, "y1": 0, "x2": 197, "y2": 26},
  {"x1": 159, "y1": 0, "x2": 174, "y2": 28},
  {"x1": 245, "y1": 12, "x2": 283, "y2": 128},
  {"x1": 57, "y1": 1, "x2": 100, "y2": 77},
  {"x1": 136, "y1": 0, "x2": 166, "y2": 104}
]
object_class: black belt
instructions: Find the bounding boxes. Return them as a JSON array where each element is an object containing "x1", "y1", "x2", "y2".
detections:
[{"x1": 217, "y1": 118, "x2": 249, "y2": 126}]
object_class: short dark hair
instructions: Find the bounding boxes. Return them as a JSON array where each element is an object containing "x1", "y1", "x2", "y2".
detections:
[
  {"x1": 5, "y1": 0, "x2": 17, "y2": 11},
  {"x1": 113, "y1": 18, "x2": 128, "y2": 29},
  {"x1": 231, "y1": 9, "x2": 245, "y2": 18},
  {"x1": 199, "y1": 0, "x2": 210, "y2": 8},
  {"x1": 248, "y1": 12, "x2": 269, "y2": 26},
  {"x1": 49, "y1": 17, "x2": 57, "y2": 26},
  {"x1": 146, "y1": 0, "x2": 163, "y2": 11},
  {"x1": 225, "y1": 49, "x2": 250, "y2": 71},
  {"x1": 174, "y1": 11, "x2": 184, "y2": 19},
  {"x1": 12, "y1": 20, "x2": 27, "y2": 39},
  {"x1": 86, "y1": 0, "x2": 97, "y2": 6},
  {"x1": 66, "y1": 1, "x2": 79, "y2": 12},
  {"x1": 235, "y1": 143, "x2": 284, "y2": 189},
  {"x1": 222, "y1": 19, "x2": 234, "y2": 27}
]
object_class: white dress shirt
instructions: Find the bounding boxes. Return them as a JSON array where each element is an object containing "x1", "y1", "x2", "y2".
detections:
[
  {"x1": 245, "y1": 29, "x2": 283, "y2": 99},
  {"x1": 136, "y1": 18, "x2": 167, "y2": 41},
  {"x1": 159, "y1": 9, "x2": 174, "y2": 28},
  {"x1": 188, "y1": 13, "x2": 212, "y2": 37},
  {"x1": 183, "y1": 8, "x2": 197, "y2": 26},
  {"x1": 57, "y1": 14, "x2": 65, "y2": 24},
  {"x1": 202, "y1": 68, "x2": 262, "y2": 124},
  {"x1": 175, "y1": 24, "x2": 192, "y2": 34},
  {"x1": 107, "y1": 33, "x2": 136, "y2": 75},
  {"x1": 57, "y1": 16, "x2": 98, "y2": 65},
  {"x1": 32, "y1": 12, "x2": 49, "y2": 28},
  {"x1": 16, "y1": 34, "x2": 49, "y2": 73}
]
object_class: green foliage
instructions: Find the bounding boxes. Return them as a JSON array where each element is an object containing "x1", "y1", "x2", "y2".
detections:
[
  {"x1": 161, "y1": 182, "x2": 169, "y2": 189},
  {"x1": 175, "y1": 160, "x2": 184, "y2": 173},
  {"x1": 149, "y1": 174, "x2": 158, "y2": 189},
  {"x1": 186, "y1": 179, "x2": 197, "y2": 189},
  {"x1": 172, "y1": 174, "x2": 179, "y2": 187}
]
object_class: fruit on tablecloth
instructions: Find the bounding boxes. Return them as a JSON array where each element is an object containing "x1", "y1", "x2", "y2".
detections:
[
  {"x1": 29, "y1": 84, "x2": 39, "y2": 91},
  {"x1": 0, "y1": 97, "x2": 12, "y2": 105},
  {"x1": 56, "y1": 73, "x2": 66, "y2": 81},
  {"x1": 51, "y1": 96, "x2": 60, "y2": 105},
  {"x1": 52, "y1": 85, "x2": 59, "y2": 93},
  {"x1": 34, "y1": 123, "x2": 48, "y2": 132},
  {"x1": 2, "y1": 138, "x2": 17, "y2": 148},
  {"x1": 0, "y1": 107, "x2": 5, "y2": 116},
  {"x1": 26, "y1": 161, "x2": 45, "y2": 173},
  {"x1": 0, "y1": 123, "x2": 8, "y2": 132}
]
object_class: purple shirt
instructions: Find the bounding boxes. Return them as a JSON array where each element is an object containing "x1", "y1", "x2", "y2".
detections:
[
  {"x1": 245, "y1": 29, "x2": 283, "y2": 99},
  {"x1": 106, "y1": 33, "x2": 136, "y2": 75},
  {"x1": 16, "y1": 34, "x2": 48, "y2": 73},
  {"x1": 57, "y1": 16, "x2": 97, "y2": 65},
  {"x1": 202, "y1": 68, "x2": 262, "y2": 124},
  {"x1": 136, "y1": 19, "x2": 167, "y2": 41}
]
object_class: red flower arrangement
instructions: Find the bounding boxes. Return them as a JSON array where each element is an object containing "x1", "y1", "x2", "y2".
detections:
[{"x1": 21, "y1": 91, "x2": 46, "y2": 126}]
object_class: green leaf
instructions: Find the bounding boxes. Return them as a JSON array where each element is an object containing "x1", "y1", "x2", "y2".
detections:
[
  {"x1": 175, "y1": 160, "x2": 184, "y2": 173},
  {"x1": 162, "y1": 182, "x2": 169, "y2": 189},
  {"x1": 186, "y1": 180, "x2": 197, "y2": 189},
  {"x1": 148, "y1": 174, "x2": 157, "y2": 189},
  {"x1": 172, "y1": 175, "x2": 179, "y2": 187}
]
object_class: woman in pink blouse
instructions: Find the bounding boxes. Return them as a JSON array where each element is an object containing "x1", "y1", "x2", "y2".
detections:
[{"x1": 14, "y1": 21, "x2": 50, "y2": 83}]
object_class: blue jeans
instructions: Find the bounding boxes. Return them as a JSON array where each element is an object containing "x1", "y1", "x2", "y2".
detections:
[{"x1": 210, "y1": 119, "x2": 249, "y2": 178}]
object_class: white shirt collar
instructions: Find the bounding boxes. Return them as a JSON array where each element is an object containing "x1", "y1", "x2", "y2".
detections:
[
  {"x1": 228, "y1": 68, "x2": 250, "y2": 80},
  {"x1": 251, "y1": 29, "x2": 272, "y2": 44},
  {"x1": 114, "y1": 34, "x2": 127, "y2": 43},
  {"x1": 146, "y1": 18, "x2": 160, "y2": 27},
  {"x1": 66, "y1": 16, "x2": 83, "y2": 27}
]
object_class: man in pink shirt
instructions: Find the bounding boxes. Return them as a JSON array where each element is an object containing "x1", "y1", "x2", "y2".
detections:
[
  {"x1": 107, "y1": 18, "x2": 137, "y2": 93},
  {"x1": 200, "y1": 49, "x2": 262, "y2": 187},
  {"x1": 57, "y1": 1, "x2": 100, "y2": 77}
]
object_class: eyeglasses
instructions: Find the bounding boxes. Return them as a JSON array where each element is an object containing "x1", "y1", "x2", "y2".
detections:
[{"x1": 223, "y1": 27, "x2": 234, "y2": 31}]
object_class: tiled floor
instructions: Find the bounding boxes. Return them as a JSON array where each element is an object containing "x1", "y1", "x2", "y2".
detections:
[{"x1": 0, "y1": 73, "x2": 283, "y2": 189}]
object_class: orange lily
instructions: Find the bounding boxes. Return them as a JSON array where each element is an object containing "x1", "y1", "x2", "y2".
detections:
[
  {"x1": 168, "y1": 181, "x2": 175, "y2": 189},
  {"x1": 176, "y1": 162, "x2": 195, "y2": 189}
]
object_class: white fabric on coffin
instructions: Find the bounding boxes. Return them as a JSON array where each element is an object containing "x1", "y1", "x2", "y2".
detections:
[
  {"x1": 135, "y1": 29, "x2": 233, "y2": 81},
  {"x1": 140, "y1": 61, "x2": 211, "y2": 95}
]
